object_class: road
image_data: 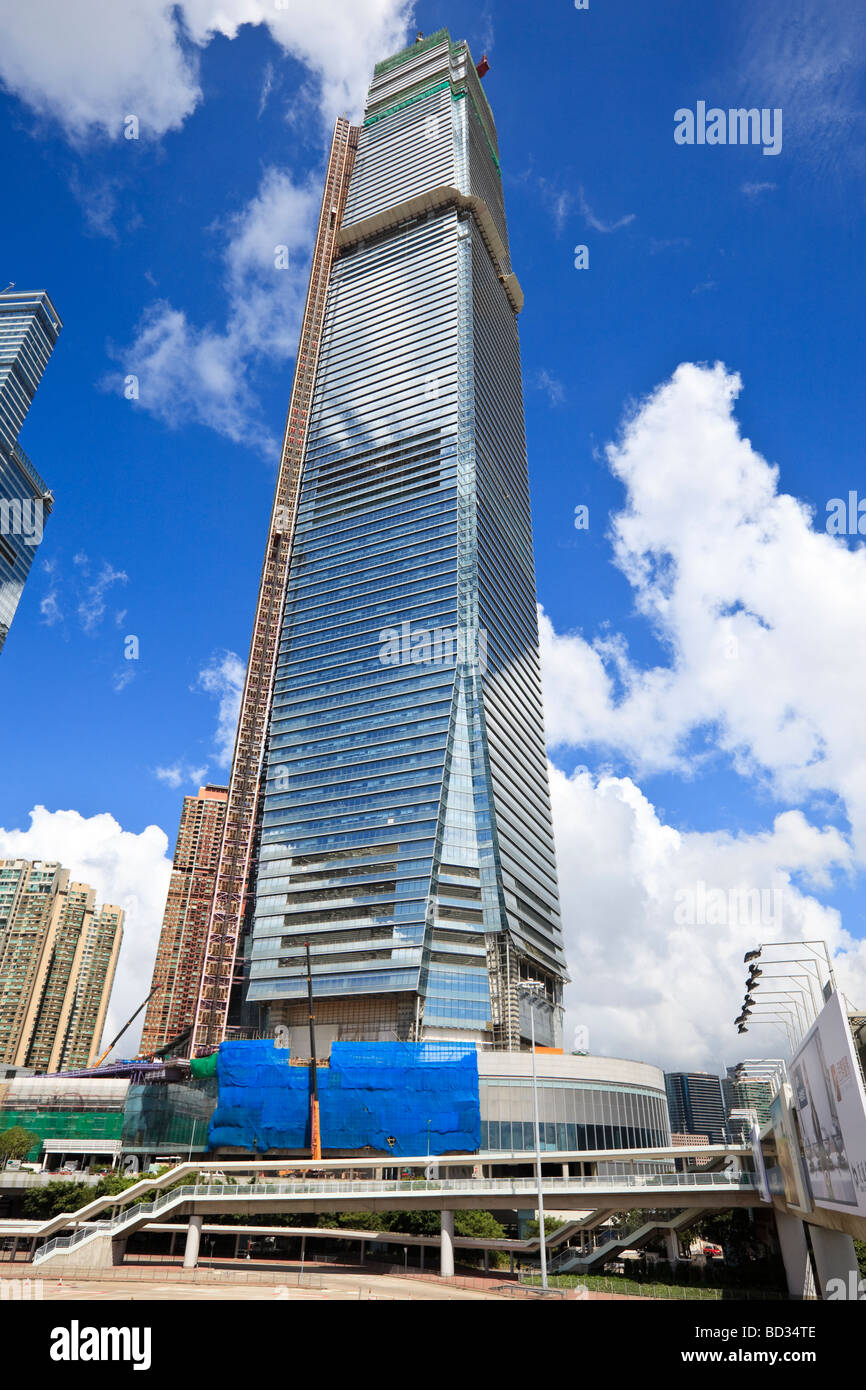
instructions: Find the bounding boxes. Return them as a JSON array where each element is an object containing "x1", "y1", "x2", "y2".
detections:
[{"x1": 25, "y1": 1271, "x2": 507, "y2": 1300}]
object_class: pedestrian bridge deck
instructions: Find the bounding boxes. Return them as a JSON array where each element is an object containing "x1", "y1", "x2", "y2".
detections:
[{"x1": 20, "y1": 1170, "x2": 759, "y2": 1267}]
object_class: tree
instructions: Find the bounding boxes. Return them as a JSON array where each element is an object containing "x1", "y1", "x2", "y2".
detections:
[
  {"x1": 455, "y1": 1210, "x2": 507, "y2": 1240},
  {"x1": 455, "y1": 1209, "x2": 508, "y2": 1267},
  {"x1": 94, "y1": 1173, "x2": 137, "y2": 1197},
  {"x1": 612, "y1": 1209, "x2": 643, "y2": 1234},
  {"x1": 0, "y1": 1125, "x2": 37, "y2": 1166},
  {"x1": 524, "y1": 1215, "x2": 565, "y2": 1239},
  {"x1": 20, "y1": 1181, "x2": 91, "y2": 1219},
  {"x1": 333, "y1": 1210, "x2": 388, "y2": 1232},
  {"x1": 384, "y1": 1209, "x2": 441, "y2": 1237}
]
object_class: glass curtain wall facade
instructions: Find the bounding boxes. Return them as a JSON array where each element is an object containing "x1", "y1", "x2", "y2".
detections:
[
  {"x1": 0, "y1": 290, "x2": 60, "y2": 653},
  {"x1": 480, "y1": 1078, "x2": 672, "y2": 1153},
  {"x1": 247, "y1": 32, "x2": 567, "y2": 1049},
  {"x1": 665, "y1": 1071, "x2": 730, "y2": 1145}
]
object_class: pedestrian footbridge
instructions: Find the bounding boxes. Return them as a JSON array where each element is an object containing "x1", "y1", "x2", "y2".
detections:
[{"x1": 0, "y1": 1148, "x2": 759, "y2": 1274}]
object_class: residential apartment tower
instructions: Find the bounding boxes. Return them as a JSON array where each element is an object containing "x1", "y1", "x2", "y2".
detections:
[{"x1": 0, "y1": 860, "x2": 123, "y2": 1071}]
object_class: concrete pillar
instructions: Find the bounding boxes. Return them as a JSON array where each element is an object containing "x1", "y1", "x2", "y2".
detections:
[
  {"x1": 562, "y1": 1163, "x2": 569, "y2": 1178},
  {"x1": 359, "y1": 1240, "x2": 365, "y2": 1264},
  {"x1": 169, "y1": 1231, "x2": 177, "y2": 1257},
  {"x1": 440, "y1": 1210, "x2": 455, "y2": 1278},
  {"x1": 234, "y1": 1233, "x2": 240, "y2": 1260},
  {"x1": 483, "y1": 1248, "x2": 489, "y2": 1273},
  {"x1": 809, "y1": 1225, "x2": 861, "y2": 1300},
  {"x1": 419, "y1": 1244, "x2": 424, "y2": 1271},
  {"x1": 664, "y1": 1229, "x2": 680, "y2": 1264},
  {"x1": 10, "y1": 1238, "x2": 18, "y2": 1263},
  {"x1": 774, "y1": 1209, "x2": 815, "y2": 1299},
  {"x1": 183, "y1": 1214, "x2": 203, "y2": 1270}
]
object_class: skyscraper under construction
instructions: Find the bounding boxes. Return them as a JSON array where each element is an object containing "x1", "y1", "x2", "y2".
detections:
[
  {"x1": 193, "y1": 30, "x2": 567, "y2": 1056},
  {"x1": 140, "y1": 785, "x2": 228, "y2": 1055}
]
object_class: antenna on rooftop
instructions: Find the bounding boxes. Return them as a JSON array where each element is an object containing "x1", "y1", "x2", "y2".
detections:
[{"x1": 1, "y1": 282, "x2": 15, "y2": 295}]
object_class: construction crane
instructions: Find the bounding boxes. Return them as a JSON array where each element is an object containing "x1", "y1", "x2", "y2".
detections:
[{"x1": 93, "y1": 986, "x2": 161, "y2": 1067}]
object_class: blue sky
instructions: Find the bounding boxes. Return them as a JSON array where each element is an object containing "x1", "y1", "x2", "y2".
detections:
[{"x1": 1, "y1": 0, "x2": 865, "y2": 1069}]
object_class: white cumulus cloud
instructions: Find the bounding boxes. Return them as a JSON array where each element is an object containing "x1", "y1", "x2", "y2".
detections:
[
  {"x1": 0, "y1": 0, "x2": 414, "y2": 141},
  {"x1": 551, "y1": 765, "x2": 866, "y2": 1072},
  {"x1": 154, "y1": 763, "x2": 208, "y2": 789},
  {"x1": 115, "y1": 167, "x2": 321, "y2": 449},
  {"x1": 542, "y1": 362, "x2": 866, "y2": 858},
  {"x1": 153, "y1": 650, "x2": 243, "y2": 788},
  {"x1": 196, "y1": 649, "x2": 244, "y2": 766}
]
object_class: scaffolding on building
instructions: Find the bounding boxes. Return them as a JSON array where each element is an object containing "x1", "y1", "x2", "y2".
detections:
[{"x1": 190, "y1": 118, "x2": 360, "y2": 1056}]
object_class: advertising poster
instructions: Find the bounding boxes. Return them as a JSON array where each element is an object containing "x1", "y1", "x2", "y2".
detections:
[
  {"x1": 790, "y1": 991, "x2": 866, "y2": 1218},
  {"x1": 768, "y1": 1085, "x2": 811, "y2": 1212}
]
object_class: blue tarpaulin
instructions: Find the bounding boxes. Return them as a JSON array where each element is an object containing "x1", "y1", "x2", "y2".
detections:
[{"x1": 208, "y1": 1040, "x2": 480, "y2": 1155}]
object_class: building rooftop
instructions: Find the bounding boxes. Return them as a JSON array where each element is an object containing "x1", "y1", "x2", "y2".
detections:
[{"x1": 0, "y1": 288, "x2": 63, "y2": 335}]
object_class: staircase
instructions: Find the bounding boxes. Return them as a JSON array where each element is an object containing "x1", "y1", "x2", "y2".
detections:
[{"x1": 546, "y1": 1207, "x2": 705, "y2": 1274}]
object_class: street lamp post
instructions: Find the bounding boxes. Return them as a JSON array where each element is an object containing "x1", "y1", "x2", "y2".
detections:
[
  {"x1": 520, "y1": 981, "x2": 548, "y2": 1290},
  {"x1": 741, "y1": 1006, "x2": 798, "y2": 1051},
  {"x1": 744, "y1": 941, "x2": 837, "y2": 1001}
]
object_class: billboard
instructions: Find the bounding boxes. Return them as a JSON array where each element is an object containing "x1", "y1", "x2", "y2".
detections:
[
  {"x1": 790, "y1": 990, "x2": 866, "y2": 1218},
  {"x1": 768, "y1": 1084, "x2": 812, "y2": 1211},
  {"x1": 748, "y1": 1116, "x2": 772, "y2": 1203}
]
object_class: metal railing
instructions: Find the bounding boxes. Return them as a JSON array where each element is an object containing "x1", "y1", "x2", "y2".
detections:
[
  {"x1": 520, "y1": 1273, "x2": 786, "y2": 1301},
  {"x1": 32, "y1": 1170, "x2": 755, "y2": 1265}
]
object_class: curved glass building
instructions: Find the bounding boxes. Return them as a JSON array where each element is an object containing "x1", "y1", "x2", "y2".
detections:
[{"x1": 479, "y1": 1054, "x2": 672, "y2": 1154}]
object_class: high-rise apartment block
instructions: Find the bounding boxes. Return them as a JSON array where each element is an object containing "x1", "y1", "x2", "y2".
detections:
[
  {"x1": 0, "y1": 860, "x2": 123, "y2": 1071},
  {"x1": 0, "y1": 289, "x2": 61, "y2": 653},
  {"x1": 193, "y1": 31, "x2": 568, "y2": 1055},
  {"x1": 665, "y1": 1071, "x2": 729, "y2": 1145},
  {"x1": 140, "y1": 786, "x2": 228, "y2": 1054}
]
